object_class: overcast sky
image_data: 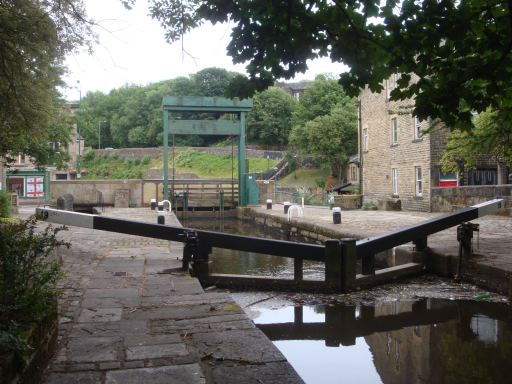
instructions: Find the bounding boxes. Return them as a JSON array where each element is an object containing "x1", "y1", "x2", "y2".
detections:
[{"x1": 62, "y1": 0, "x2": 347, "y2": 101}]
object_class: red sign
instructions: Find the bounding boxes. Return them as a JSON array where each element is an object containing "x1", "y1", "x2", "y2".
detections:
[
  {"x1": 440, "y1": 181, "x2": 457, "y2": 187},
  {"x1": 26, "y1": 176, "x2": 44, "y2": 197}
]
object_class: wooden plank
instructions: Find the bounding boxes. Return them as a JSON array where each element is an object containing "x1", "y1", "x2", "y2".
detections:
[
  {"x1": 355, "y1": 263, "x2": 425, "y2": 289},
  {"x1": 204, "y1": 273, "x2": 330, "y2": 292}
]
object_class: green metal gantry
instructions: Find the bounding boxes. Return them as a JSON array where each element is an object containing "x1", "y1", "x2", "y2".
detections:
[{"x1": 162, "y1": 96, "x2": 253, "y2": 206}]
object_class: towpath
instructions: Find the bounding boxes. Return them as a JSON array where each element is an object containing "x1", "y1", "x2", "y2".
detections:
[{"x1": 15, "y1": 206, "x2": 303, "y2": 384}]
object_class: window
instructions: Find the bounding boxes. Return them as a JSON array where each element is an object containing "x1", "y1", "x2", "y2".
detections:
[
  {"x1": 386, "y1": 79, "x2": 391, "y2": 100},
  {"x1": 439, "y1": 171, "x2": 458, "y2": 187},
  {"x1": 414, "y1": 116, "x2": 422, "y2": 139},
  {"x1": 19, "y1": 153, "x2": 26, "y2": 164},
  {"x1": 363, "y1": 128, "x2": 368, "y2": 151},
  {"x1": 391, "y1": 118, "x2": 398, "y2": 145},
  {"x1": 392, "y1": 168, "x2": 398, "y2": 196},
  {"x1": 415, "y1": 167, "x2": 422, "y2": 196},
  {"x1": 394, "y1": 73, "x2": 400, "y2": 87},
  {"x1": 350, "y1": 166, "x2": 357, "y2": 181},
  {"x1": 294, "y1": 92, "x2": 300, "y2": 100}
]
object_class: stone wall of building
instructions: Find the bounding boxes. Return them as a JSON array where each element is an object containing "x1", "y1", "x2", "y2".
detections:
[
  {"x1": 431, "y1": 185, "x2": 512, "y2": 215},
  {"x1": 360, "y1": 76, "x2": 432, "y2": 212}
]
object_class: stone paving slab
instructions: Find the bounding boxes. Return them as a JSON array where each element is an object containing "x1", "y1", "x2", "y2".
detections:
[{"x1": 13, "y1": 206, "x2": 306, "y2": 384}]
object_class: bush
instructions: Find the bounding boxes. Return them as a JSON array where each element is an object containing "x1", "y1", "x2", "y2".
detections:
[
  {"x1": 111, "y1": 152, "x2": 119, "y2": 160},
  {"x1": 0, "y1": 216, "x2": 69, "y2": 358},
  {"x1": 141, "y1": 156, "x2": 150, "y2": 165},
  {"x1": 133, "y1": 157, "x2": 141, "y2": 166},
  {"x1": 83, "y1": 150, "x2": 95, "y2": 162},
  {"x1": 285, "y1": 152, "x2": 299, "y2": 173},
  {"x1": 0, "y1": 191, "x2": 11, "y2": 218}
]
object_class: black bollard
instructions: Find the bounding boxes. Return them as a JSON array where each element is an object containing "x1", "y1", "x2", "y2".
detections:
[
  {"x1": 266, "y1": 199, "x2": 272, "y2": 210},
  {"x1": 158, "y1": 202, "x2": 163, "y2": 211},
  {"x1": 157, "y1": 211, "x2": 165, "y2": 224},
  {"x1": 284, "y1": 201, "x2": 291, "y2": 214},
  {"x1": 150, "y1": 199, "x2": 156, "y2": 210},
  {"x1": 333, "y1": 207, "x2": 341, "y2": 224}
]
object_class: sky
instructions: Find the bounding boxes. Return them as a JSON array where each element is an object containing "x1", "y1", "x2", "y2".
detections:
[{"x1": 62, "y1": 0, "x2": 348, "y2": 101}]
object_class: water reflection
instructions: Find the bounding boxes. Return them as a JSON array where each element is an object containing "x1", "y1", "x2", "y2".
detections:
[
  {"x1": 182, "y1": 218, "x2": 325, "y2": 278},
  {"x1": 254, "y1": 299, "x2": 512, "y2": 384}
]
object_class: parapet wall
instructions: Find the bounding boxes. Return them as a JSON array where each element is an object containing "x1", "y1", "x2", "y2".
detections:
[
  {"x1": 431, "y1": 185, "x2": 512, "y2": 216},
  {"x1": 50, "y1": 180, "x2": 143, "y2": 207}
]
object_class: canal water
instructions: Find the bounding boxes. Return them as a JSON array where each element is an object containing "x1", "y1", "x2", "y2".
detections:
[{"x1": 184, "y1": 217, "x2": 512, "y2": 384}]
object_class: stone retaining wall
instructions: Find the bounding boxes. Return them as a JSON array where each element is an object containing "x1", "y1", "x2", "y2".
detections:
[
  {"x1": 431, "y1": 185, "x2": 512, "y2": 216},
  {"x1": 95, "y1": 146, "x2": 285, "y2": 160},
  {"x1": 50, "y1": 180, "x2": 143, "y2": 207}
]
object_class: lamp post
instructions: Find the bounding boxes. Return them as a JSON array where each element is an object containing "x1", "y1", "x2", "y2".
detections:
[
  {"x1": 98, "y1": 120, "x2": 106, "y2": 150},
  {"x1": 76, "y1": 80, "x2": 82, "y2": 178}
]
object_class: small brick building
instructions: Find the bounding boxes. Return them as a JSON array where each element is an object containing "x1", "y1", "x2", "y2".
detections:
[{"x1": 358, "y1": 75, "x2": 503, "y2": 212}]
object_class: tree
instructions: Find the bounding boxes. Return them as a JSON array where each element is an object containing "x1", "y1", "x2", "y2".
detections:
[
  {"x1": 136, "y1": 0, "x2": 512, "y2": 136},
  {"x1": 289, "y1": 76, "x2": 357, "y2": 181},
  {"x1": 289, "y1": 75, "x2": 353, "y2": 149},
  {"x1": 440, "y1": 109, "x2": 512, "y2": 174},
  {"x1": 247, "y1": 87, "x2": 297, "y2": 146},
  {"x1": 0, "y1": 0, "x2": 92, "y2": 167}
]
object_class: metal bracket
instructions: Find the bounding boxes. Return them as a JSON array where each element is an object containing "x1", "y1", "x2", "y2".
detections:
[{"x1": 179, "y1": 230, "x2": 198, "y2": 271}]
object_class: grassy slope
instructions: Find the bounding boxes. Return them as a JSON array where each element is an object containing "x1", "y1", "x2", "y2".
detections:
[
  {"x1": 80, "y1": 149, "x2": 279, "y2": 179},
  {"x1": 277, "y1": 168, "x2": 329, "y2": 188}
]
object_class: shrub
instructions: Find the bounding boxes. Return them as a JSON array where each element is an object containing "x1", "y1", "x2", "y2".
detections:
[
  {"x1": 0, "y1": 191, "x2": 11, "y2": 218},
  {"x1": 0, "y1": 215, "x2": 69, "y2": 358},
  {"x1": 83, "y1": 150, "x2": 95, "y2": 162},
  {"x1": 133, "y1": 157, "x2": 141, "y2": 166},
  {"x1": 315, "y1": 178, "x2": 326, "y2": 190},
  {"x1": 141, "y1": 156, "x2": 150, "y2": 165},
  {"x1": 285, "y1": 151, "x2": 299, "y2": 173},
  {"x1": 111, "y1": 152, "x2": 119, "y2": 160}
]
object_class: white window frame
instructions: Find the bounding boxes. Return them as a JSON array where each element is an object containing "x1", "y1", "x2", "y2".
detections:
[
  {"x1": 394, "y1": 73, "x2": 400, "y2": 87},
  {"x1": 414, "y1": 116, "x2": 422, "y2": 139},
  {"x1": 392, "y1": 168, "x2": 398, "y2": 196},
  {"x1": 363, "y1": 128, "x2": 368, "y2": 151},
  {"x1": 415, "y1": 166, "x2": 422, "y2": 196},
  {"x1": 386, "y1": 79, "x2": 391, "y2": 99},
  {"x1": 392, "y1": 118, "x2": 398, "y2": 145}
]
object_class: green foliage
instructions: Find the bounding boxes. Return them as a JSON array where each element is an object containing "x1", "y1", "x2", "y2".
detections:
[
  {"x1": 0, "y1": 191, "x2": 11, "y2": 218},
  {"x1": 111, "y1": 152, "x2": 119, "y2": 160},
  {"x1": 76, "y1": 68, "x2": 248, "y2": 149},
  {"x1": 289, "y1": 77, "x2": 357, "y2": 181},
  {"x1": 0, "y1": 0, "x2": 92, "y2": 168},
  {"x1": 363, "y1": 201, "x2": 377, "y2": 210},
  {"x1": 247, "y1": 87, "x2": 297, "y2": 146},
  {"x1": 315, "y1": 178, "x2": 326, "y2": 190},
  {"x1": 83, "y1": 150, "x2": 95, "y2": 162},
  {"x1": 141, "y1": 156, "x2": 151, "y2": 165},
  {"x1": 133, "y1": 157, "x2": 141, "y2": 166},
  {"x1": 0, "y1": 216, "x2": 69, "y2": 357},
  {"x1": 142, "y1": 0, "x2": 512, "y2": 138},
  {"x1": 285, "y1": 152, "x2": 299, "y2": 173},
  {"x1": 440, "y1": 109, "x2": 512, "y2": 173},
  {"x1": 278, "y1": 168, "x2": 329, "y2": 188}
]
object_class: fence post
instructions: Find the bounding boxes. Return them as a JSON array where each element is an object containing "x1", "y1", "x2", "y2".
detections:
[
  {"x1": 325, "y1": 239, "x2": 342, "y2": 291},
  {"x1": 413, "y1": 237, "x2": 428, "y2": 251},
  {"x1": 340, "y1": 239, "x2": 356, "y2": 291},
  {"x1": 294, "y1": 258, "x2": 303, "y2": 282},
  {"x1": 193, "y1": 244, "x2": 211, "y2": 283},
  {"x1": 361, "y1": 252, "x2": 375, "y2": 275}
]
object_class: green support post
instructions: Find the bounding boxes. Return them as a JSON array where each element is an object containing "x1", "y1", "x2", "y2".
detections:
[
  {"x1": 163, "y1": 110, "x2": 169, "y2": 201},
  {"x1": 238, "y1": 111, "x2": 246, "y2": 206}
]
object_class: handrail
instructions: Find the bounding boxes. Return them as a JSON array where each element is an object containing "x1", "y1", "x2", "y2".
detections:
[
  {"x1": 356, "y1": 199, "x2": 503, "y2": 258},
  {"x1": 36, "y1": 208, "x2": 325, "y2": 261}
]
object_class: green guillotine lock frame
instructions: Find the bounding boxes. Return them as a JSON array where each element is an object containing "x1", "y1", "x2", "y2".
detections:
[{"x1": 162, "y1": 96, "x2": 253, "y2": 206}]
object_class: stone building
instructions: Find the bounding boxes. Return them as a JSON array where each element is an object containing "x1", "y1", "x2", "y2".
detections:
[
  {"x1": 275, "y1": 80, "x2": 314, "y2": 100},
  {"x1": 4, "y1": 103, "x2": 85, "y2": 201},
  {"x1": 358, "y1": 75, "x2": 503, "y2": 211}
]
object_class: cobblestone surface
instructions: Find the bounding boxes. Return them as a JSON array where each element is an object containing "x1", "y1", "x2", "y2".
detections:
[{"x1": 16, "y1": 206, "x2": 303, "y2": 384}]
